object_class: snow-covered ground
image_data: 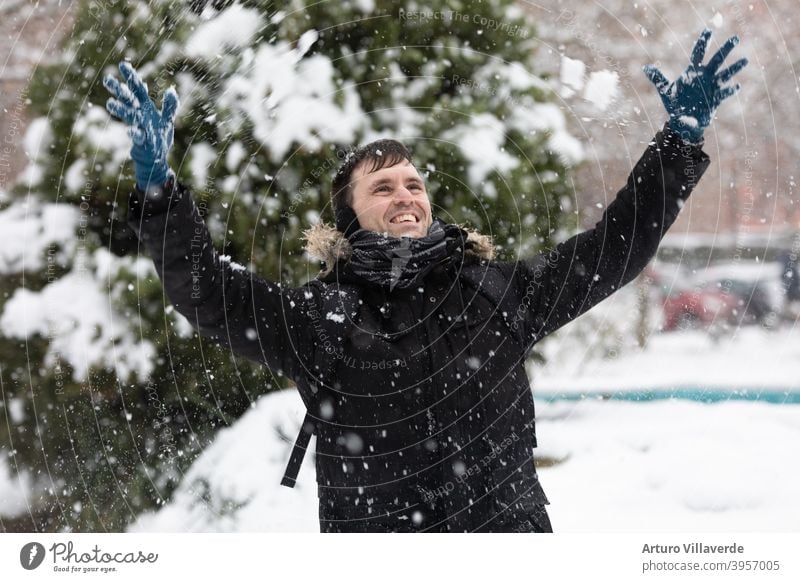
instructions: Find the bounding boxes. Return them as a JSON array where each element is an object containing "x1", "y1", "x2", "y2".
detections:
[
  {"x1": 127, "y1": 389, "x2": 320, "y2": 533},
  {"x1": 0, "y1": 455, "x2": 31, "y2": 519},
  {"x1": 538, "y1": 398, "x2": 800, "y2": 531}
]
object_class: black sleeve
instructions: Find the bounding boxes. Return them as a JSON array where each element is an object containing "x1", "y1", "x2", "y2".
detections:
[
  {"x1": 502, "y1": 124, "x2": 711, "y2": 349},
  {"x1": 126, "y1": 177, "x2": 314, "y2": 383}
]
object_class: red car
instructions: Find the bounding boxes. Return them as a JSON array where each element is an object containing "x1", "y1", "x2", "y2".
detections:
[{"x1": 660, "y1": 281, "x2": 741, "y2": 331}]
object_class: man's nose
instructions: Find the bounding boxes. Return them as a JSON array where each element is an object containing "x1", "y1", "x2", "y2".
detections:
[{"x1": 393, "y1": 187, "x2": 414, "y2": 203}]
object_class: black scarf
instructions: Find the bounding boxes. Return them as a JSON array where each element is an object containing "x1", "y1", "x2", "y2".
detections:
[{"x1": 334, "y1": 206, "x2": 472, "y2": 291}]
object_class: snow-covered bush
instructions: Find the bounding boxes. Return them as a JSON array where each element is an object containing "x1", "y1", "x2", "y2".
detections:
[{"x1": 0, "y1": 0, "x2": 579, "y2": 531}]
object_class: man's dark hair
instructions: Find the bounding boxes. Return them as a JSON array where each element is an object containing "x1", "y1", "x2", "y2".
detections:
[{"x1": 331, "y1": 139, "x2": 414, "y2": 213}]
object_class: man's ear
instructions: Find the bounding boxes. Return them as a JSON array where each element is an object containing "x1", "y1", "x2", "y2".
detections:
[{"x1": 335, "y1": 205, "x2": 361, "y2": 238}]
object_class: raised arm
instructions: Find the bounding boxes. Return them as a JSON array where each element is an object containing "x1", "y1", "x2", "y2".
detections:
[
  {"x1": 105, "y1": 62, "x2": 314, "y2": 381},
  {"x1": 504, "y1": 124, "x2": 709, "y2": 348},
  {"x1": 503, "y1": 29, "x2": 746, "y2": 349}
]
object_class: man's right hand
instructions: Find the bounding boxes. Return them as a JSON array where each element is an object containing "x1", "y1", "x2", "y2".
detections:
[{"x1": 103, "y1": 62, "x2": 179, "y2": 192}]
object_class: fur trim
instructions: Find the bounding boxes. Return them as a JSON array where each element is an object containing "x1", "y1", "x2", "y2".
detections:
[{"x1": 302, "y1": 221, "x2": 496, "y2": 276}]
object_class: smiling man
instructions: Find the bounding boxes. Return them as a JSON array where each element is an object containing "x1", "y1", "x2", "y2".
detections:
[
  {"x1": 107, "y1": 29, "x2": 746, "y2": 532},
  {"x1": 346, "y1": 156, "x2": 433, "y2": 238}
]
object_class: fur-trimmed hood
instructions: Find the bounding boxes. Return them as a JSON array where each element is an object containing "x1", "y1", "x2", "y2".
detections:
[{"x1": 302, "y1": 221, "x2": 496, "y2": 276}]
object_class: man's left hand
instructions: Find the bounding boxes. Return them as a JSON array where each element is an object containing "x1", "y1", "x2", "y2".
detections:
[{"x1": 644, "y1": 28, "x2": 748, "y2": 144}]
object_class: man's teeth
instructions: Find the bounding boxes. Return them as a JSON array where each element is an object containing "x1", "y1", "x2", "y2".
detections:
[{"x1": 391, "y1": 214, "x2": 418, "y2": 224}]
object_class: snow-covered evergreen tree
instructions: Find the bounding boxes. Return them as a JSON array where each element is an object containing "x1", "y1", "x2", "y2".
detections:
[{"x1": 0, "y1": 0, "x2": 580, "y2": 531}]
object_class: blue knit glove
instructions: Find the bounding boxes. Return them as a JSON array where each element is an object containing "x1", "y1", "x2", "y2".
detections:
[
  {"x1": 644, "y1": 29, "x2": 748, "y2": 144},
  {"x1": 103, "y1": 62, "x2": 179, "y2": 191}
]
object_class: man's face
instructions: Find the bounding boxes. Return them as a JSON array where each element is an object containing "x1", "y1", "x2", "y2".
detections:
[{"x1": 348, "y1": 159, "x2": 433, "y2": 239}]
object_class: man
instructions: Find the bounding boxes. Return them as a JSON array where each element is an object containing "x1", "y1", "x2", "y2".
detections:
[{"x1": 105, "y1": 29, "x2": 746, "y2": 532}]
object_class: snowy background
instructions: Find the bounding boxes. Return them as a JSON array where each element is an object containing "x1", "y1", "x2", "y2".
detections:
[{"x1": 1, "y1": 0, "x2": 799, "y2": 532}]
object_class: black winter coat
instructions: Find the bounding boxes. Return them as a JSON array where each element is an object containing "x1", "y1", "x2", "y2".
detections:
[{"x1": 127, "y1": 126, "x2": 710, "y2": 532}]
